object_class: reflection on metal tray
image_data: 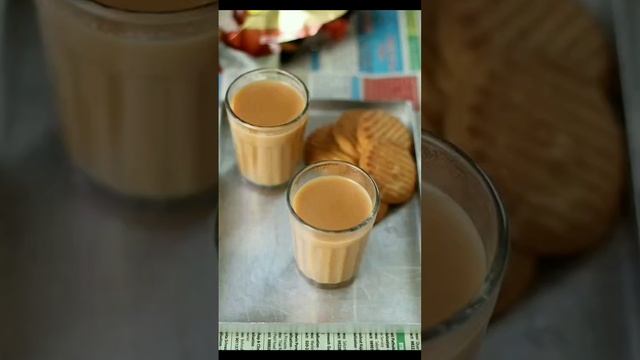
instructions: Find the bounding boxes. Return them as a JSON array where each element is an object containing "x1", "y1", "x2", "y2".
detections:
[{"x1": 218, "y1": 100, "x2": 421, "y2": 332}]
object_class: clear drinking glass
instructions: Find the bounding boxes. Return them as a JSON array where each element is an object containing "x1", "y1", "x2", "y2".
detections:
[
  {"x1": 225, "y1": 68, "x2": 309, "y2": 187},
  {"x1": 422, "y1": 133, "x2": 509, "y2": 359},
  {"x1": 35, "y1": 0, "x2": 217, "y2": 200},
  {"x1": 286, "y1": 160, "x2": 381, "y2": 288}
]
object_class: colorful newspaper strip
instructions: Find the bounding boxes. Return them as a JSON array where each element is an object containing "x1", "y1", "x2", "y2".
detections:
[{"x1": 219, "y1": 331, "x2": 421, "y2": 350}]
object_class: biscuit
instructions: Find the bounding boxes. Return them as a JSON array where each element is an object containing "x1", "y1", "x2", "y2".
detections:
[
  {"x1": 436, "y1": 0, "x2": 613, "y2": 88},
  {"x1": 423, "y1": 47, "x2": 446, "y2": 135},
  {"x1": 375, "y1": 202, "x2": 389, "y2": 224},
  {"x1": 444, "y1": 54, "x2": 625, "y2": 256},
  {"x1": 493, "y1": 248, "x2": 537, "y2": 318},
  {"x1": 357, "y1": 110, "x2": 413, "y2": 153},
  {"x1": 360, "y1": 141, "x2": 417, "y2": 204},
  {"x1": 333, "y1": 110, "x2": 366, "y2": 159},
  {"x1": 423, "y1": 0, "x2": 448, "y2": 135},
  {"x1": 304, "y1": 125, "x2": 357, "y2": 165}
]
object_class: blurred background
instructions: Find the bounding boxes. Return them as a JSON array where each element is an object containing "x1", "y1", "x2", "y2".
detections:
[
  {"x1": 425, "y1": 0, "x2": 640, "y2": 359},
  {"x1": 0, "y1": 1, "x2": 218, "y2": 359}
]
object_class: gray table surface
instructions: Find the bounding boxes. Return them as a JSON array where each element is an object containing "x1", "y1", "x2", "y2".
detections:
[
  {"x1": 0, "y1": 1, "x2": 219, "y2": 359},
  {"x1": 479, "y1": 221, "x2": 640, "y2": 360},
  {"x1": 219, "y1": 100, "x2": 420, "y2": 330}
]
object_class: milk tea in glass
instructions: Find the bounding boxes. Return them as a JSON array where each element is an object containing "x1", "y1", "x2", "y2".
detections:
[
  {"x1": 35, "y1": 0, "x2": 217, "y2": 200},
  {"x1": 286, "y1": 161, "x2": 380, "y2": 287},
  {"x1": 225, "y1": 68, "x2": 309, "y2": 187},
  {"x1": 422, "y1": 133, "x2": 509, "y2": 360}
]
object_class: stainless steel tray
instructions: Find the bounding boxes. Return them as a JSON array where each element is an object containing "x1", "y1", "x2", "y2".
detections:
[{"x1": 218, "y1": 100, "x2": 421, "y2": 332}]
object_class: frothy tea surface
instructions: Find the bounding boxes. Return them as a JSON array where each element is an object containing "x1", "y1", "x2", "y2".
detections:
[
  {"x1": 232, "y1": 80, "x2": 305, "y2": 127},
  {"x1": 293, "y1": 176, "x2": 372, "y2": 231}
]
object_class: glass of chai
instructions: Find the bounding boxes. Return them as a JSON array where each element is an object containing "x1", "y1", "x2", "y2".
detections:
[
  {"x1": 35, "y1": 0, "x2": 217, "y2": 200},
  {"x1": 225, "y1": 68, "x2": 309, "y2": 187},
  {"x1": 422, "y1": 132, "x2": 509, "y2": 360},
  {"x1": 286, "y1": 161, "x2": 381, "y2": 288}
]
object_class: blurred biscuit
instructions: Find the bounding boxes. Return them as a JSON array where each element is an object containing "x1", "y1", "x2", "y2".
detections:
[
  {"x1": 444, "y1": 54, "x2": 625, "y2": 256},
  {"x1": 436, "y1": 0, "x2": 613, "y2": 89},
  {"x1": 423, "y1": 2, "x2": 446, "y2": 135}
]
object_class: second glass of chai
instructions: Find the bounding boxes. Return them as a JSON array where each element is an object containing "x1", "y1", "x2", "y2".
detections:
[{"x1": 286, "y1": 161, "x2": 381, "y2": 288}]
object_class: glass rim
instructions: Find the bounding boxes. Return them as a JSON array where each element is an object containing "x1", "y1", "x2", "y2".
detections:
[
  {"x1": 63, "y1": 0, "x2": 216, "y2": 23},
  {"x1": 422, "y1": 132, "x2": 510, "y2": 342},
  {"x1": 286, "y1": 160, "x2": 381, "y2": 235},
  {"x1": 224, "y1": 68, "x2": 310, "y2": 131}
]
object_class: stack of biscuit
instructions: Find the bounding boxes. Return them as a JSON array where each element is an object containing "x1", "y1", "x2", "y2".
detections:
[
  {"x1": 304, "y1": 109, "x2": 417, "y2": 224},
  {"x1": 425, "y1": 0, "x2": 626, "y2": 316}
]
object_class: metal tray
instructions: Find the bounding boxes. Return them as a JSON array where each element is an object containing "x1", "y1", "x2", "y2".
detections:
[{"x1": 218, "y1": 100, "x2": 421, "y2": 332}]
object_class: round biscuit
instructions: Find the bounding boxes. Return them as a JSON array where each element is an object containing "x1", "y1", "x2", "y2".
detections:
[
  {"x1": 333, "y1": 110, "x2": 367, "y2": 159},
  {"x1": 304, "y1": 125, "x2": 357, "y2": 165},
  {"x1": 444, "y1": 54, "x2": 625, "y2": 256},
  {"x1": 359, "y1": 141, "x2": 417, "y2": 204},
  {"x1": 357, "y1": 110, "x2": 413, "y2": 153}
]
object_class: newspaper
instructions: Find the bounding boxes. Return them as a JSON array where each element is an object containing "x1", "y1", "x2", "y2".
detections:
[
  {"x1": 219, "y1": 330, "x2": 421, "y2": 350},
  {"x1": 220, "y1": 10, "x2": 421, "y2": 111}
]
